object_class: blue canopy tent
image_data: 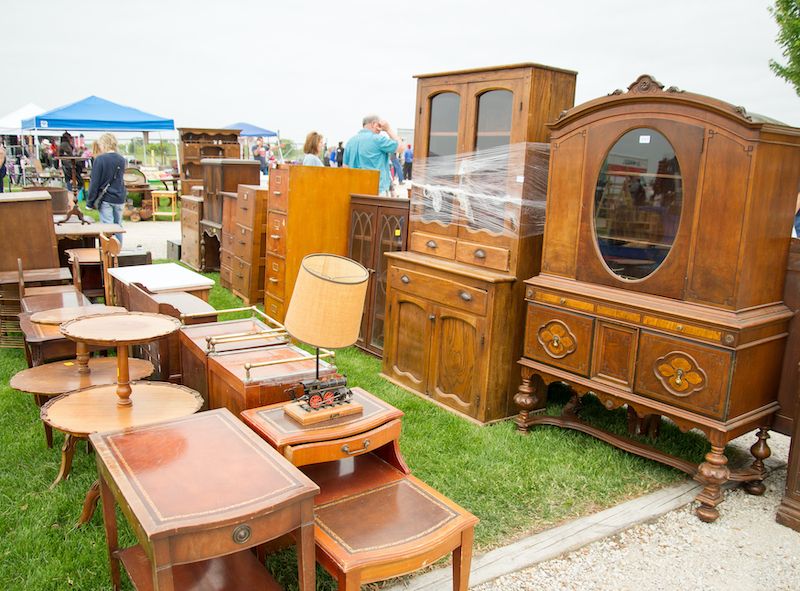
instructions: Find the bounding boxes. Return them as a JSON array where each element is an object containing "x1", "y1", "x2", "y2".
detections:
[
  {"x1": 224, "y1": 122, "x2": 277, "y2": 137},
  {"x1": 22, "y1": 95, "x2": 174, "y2": 131}
]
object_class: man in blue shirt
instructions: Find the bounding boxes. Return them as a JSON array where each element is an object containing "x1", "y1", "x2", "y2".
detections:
[
  {"x1": 403, "y1": 144, "x2": 413, "y2": 181},
  {"x1": 343, "y1": 114, "x2": 400, "y2": 195}
]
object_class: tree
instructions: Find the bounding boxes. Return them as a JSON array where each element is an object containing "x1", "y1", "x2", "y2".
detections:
[{"x1": 769, "y1": 0, "x2": 800, "y2": 95}]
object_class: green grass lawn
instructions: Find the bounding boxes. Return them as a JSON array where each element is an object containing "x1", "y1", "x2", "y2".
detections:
[{"x1": 0, "y1": 265, "x2": 715, "y2": 590}]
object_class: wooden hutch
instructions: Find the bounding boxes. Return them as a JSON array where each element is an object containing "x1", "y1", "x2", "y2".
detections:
[
  {"x1": 514, "y1": 75, "x2": 800, "y2": 522},
  {"x1": 381, "y1": 63, "x2": 577, "y2": 423},
  {"x1": 177, "y1": 128, "x2": 241, "y2": 196}
]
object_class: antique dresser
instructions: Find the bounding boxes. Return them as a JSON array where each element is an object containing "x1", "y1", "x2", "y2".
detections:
[
  {"x1": 229, "y1": 184, "x2": 268, "y2": 305},
  {"x1": 348, "y1": 194, "x2": 410, "y2": 357},
  {"x1": 180, "y1": 195, "x2": 202, "y2": 270},
  {"x1": 515, "y1": 75, "x2": 800, "y2": 522},
  {"x1": 177, "y1": 128, "x2": 240, "y2": 196},
  {"x1": 381, "y1": 63, "x2": 577, "y2": 423},
  {"x1": 263, "y1": 165, "x2": 379, "y2": 322}
]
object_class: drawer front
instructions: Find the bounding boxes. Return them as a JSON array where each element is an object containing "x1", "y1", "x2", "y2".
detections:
[
  {"x1": 269, "y1": 169, "x2": 289, "y2": 212},
  {"x1": 266, "y1": 255, "x2": 286, "y2": 300},
  {"x1": 236, "y1": 186, "x2": 258, "y2": 227},
  {"x1": 634, "y1": 331, "x2": 731, "y2": 420},
  {"x1": 524, "y1": 303, "x2": 594, "y2": 376},
  {"x1": 232, "y1": 257, "x2": 251, "y2": 296},
  {"x1": 409, "y1": 231, "x2": 456, "y2": 260},
  {"x1": 220, "y1": 265, "x2": 232, "y2": 289},
  {"x1": 455, "y1": 240, "x2": 510, "y2": 272},
  {"x1": 285, "y1": 419, "x2": 402, "y2": 467},
  {"x1": 267, "y1": 212, "x2": 287, "y2": 256},
  {"x1": 389, "y1": 266, "x2": 487, "y2": 316},
  {"x1": 182, "y1": 144, "x2": 200, "y2": 159},
  {"x1": 222, "y1": 228, "x2": 236, "y2": 254},
  {"x1": 180, "y1": 196, "x2": 201, "y2": 214},
  {"x1": 265, "y1": 294, "x2": 285, "y2": 322},
  {"x1": 220, "y1": 247, "x2": 233, "y2": 271},
  {"x1": 233, "y1": 223, "x2": 254, "y2": 260}
]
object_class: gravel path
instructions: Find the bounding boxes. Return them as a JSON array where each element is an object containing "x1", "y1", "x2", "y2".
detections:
[{"x1": 474, "y1": 431, "x2": 799, "y2": 591}]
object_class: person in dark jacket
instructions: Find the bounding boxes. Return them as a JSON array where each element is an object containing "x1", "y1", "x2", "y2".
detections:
[{"x1": 87, "y1": 133, "x2": 126, "y2": 244}]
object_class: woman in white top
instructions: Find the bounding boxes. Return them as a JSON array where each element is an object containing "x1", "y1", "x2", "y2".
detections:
[{"x1": 302, "y1": 131, "x2": 324, "y2": 167}]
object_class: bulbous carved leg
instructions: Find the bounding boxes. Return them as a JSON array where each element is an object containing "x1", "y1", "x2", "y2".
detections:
[
  {"x1": 514, "y1": 373, "x2": 545, "y2": 434},
  {"x1": 695, "y1": 445, "x2": 730, "y2": 523},
  {"x1": 743, "y1": 428, "x2": 771, "y2": 496}
]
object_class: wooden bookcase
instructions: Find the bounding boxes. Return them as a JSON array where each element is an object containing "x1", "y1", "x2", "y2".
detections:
[
  {"x1": 515, "y1": 75, "x2": 800, "y2": 522},
  {"x1": 177, "y1": 128, "x2": 240, "y2": 196},
  {"x1": 348, "y1": 194, "x2": 409, "y2": 357},
  {"x1": 381, "y1": 63, "x2": 577, "y2": 423}
]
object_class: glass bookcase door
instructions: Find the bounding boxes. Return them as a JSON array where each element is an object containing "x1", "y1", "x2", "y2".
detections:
[
  {"x1": 428, "y1": 92, "x2": 461, "y2": 158},
  {"x1": 474, "y1": 89, "x2": 513, "y2": 151},
  {"x1": 593, "y1": 128, "x2": 683, "y2": 280}
]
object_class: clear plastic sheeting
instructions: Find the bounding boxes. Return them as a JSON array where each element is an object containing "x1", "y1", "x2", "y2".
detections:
[{"x1": 410, "y1": 142, "x2": 550, "y2": 237}]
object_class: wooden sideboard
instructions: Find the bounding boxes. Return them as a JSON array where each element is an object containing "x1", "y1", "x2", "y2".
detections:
[
  {"x1": 229, "y1": 184, "x2": 268, "y2": 305},
  {"x1": 382, "y1": 63, "x2": 576, "y2": 423},
  {"x1": 178, "y1": 128, "x2": 240, "y2": 196},
  {"x1": 263, "y1": 165, "x2": 379, "y2": 322},
  {"x1": 348, "y1": 194, "x2": 409, "y2": 357},
  {"x1": 515, "y1": 75, "x2": 800, "y2": 522}
]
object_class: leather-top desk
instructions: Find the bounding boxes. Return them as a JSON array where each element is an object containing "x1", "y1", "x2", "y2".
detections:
[
  {"x1": 92, "y1": 409, "x2": 319, "y2": 591},
  {"x1": 242, "y1": 387, "x2": 478, "y2": 590}
]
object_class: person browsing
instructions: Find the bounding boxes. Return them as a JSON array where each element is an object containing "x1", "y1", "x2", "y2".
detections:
[
  {"x1": 302, "y1": 131, "x2": 325, "y2": 167},
  {"x1": 86, "y1": 133, "x2": 126, "y2": 244},
  {"x1": 343, "y1": 115, "x2": 401, "y2": 196}
]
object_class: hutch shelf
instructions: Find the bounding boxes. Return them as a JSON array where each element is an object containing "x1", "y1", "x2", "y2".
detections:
[
  {"x1": 177, "y1": 128, "x2": 241, "y2": 196},
  {"x1": 514, "y1": 75, "x2": 800, "y2": 522}
]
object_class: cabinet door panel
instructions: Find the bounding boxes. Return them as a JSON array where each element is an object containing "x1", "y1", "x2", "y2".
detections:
[
  {"x1": 348, "y1": 203, "x2": 377, "y2": 349},
  {"x1": 369, "y1": 209, "x2": 408, "y2": 353},
  {"x1": 385, "y1": 291, "x2": 431, "y2": 391},
  {"x1": 429, "y1": 306, "x2": 485, "y2": 415}
]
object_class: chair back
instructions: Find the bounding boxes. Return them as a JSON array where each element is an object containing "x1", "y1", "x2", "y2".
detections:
[{"x1": 99, "y1": 233, "x2": 122, "y2": 304}]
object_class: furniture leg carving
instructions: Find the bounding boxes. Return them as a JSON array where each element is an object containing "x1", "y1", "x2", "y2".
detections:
[
  {"x1": 514, "y1": 372, "x2": 546, "y2": 433},
  {"x1": 50, "y1": 433, "x2": 78, "y2": 488},
  {"x1": 743, "y1": 427, "x2": 771, "y2": 496},
  {"x1": 77, "y1": 480, "x2": 101, "y2": 527},
  {"x1": 695, "y1": 445, "x2": 730, "y2": 523},
  {"x1": 76, "y1": 342, "x2": 90, "y2": 375}
]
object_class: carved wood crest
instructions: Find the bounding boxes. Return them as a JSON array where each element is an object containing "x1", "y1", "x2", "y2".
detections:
[
  {"x1": 537, "y1": 320, "x2": 577, "y2": 359},
  {"x1": 654, "y1": 351, "x2": 707, "y2": 397}
]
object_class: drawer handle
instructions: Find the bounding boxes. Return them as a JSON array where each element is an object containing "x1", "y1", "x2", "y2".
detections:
[
  {"x1": 270, "y1": 234, "x2": 281, "y2": 240},
  {"x1": 426, "y1": 240, "x2": 438, "y2": 249},
  {"x1": 269, "y1": 277, "x2": 279, "y2": 283},
  {"x1": 459, "y1": 291, "x2": 473, "y2": 302},
  {"x1": 474, "y1": 249, "x2": 486, "y2": 259},
  {"x1": 273, "y1": 191, "x2": 282, "y2": 196},
  {"x1": 232, "y1": 524, "x2": 251, "y2": 544},
  {"x1": 342, "y1": 439, "x2": 370, "y2": 455},
  {"x1": 237, "y1": 274, "x2": 244, "y2": 279},
  {"x1": 239, "y1": 241, "x2": 246, "y2": 245},
  {"x1": 400, "y1": 274, "x2": 410, "y2": 284}
]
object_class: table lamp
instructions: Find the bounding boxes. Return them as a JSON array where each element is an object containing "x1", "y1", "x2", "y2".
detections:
[{"x1": 282, "y1": 253, "x2": 369, "y2": 423}]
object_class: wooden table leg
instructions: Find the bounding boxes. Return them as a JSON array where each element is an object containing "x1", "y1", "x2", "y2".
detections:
[
  {"x1": 76, "y1": 342, "x2": 90, "y2": 375},
  {"x1": 116, "y1": 345, "x2": 132, "y2": 405},
  {"x1": 76, "y1": 480, "x2": 100, "y2": 527},
  {"x1": 34, "y1": 394, "x2": 54, "y2": 449},
  {"x1": 296, "y1": 521, "x2": 316, "y2": 591},
  {"x1": 452, "y1": 527, "x2": 474, "y2": 591},
  {"x1": 50, "y1": 433, "x2": 78, "y2": 489},
  {"x1": 99, "y1": 475, "x2": 122, "y2": 591}
]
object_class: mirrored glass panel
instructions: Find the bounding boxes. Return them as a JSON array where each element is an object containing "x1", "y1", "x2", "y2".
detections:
[
  {"x1": 594, "y1": 128, "x2": 683, "y2": 280},
  {"x1": 475, "y1": 90, "x2": 513, "y2": 151},
  {"x1": 428, "y1": 92, "x2": 460, "y2": 157}
]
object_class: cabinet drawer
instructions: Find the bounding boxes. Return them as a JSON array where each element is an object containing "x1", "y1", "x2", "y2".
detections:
[
  {"x1": 409, "y1": 231, "x2": 456, "y2": 260},
  {"x1": 232, "y1": 257, "x2": 251, "y2": 296},
  {"x1": 267, "y1": 212, "x2": 287, "y2": 256},
  {"x1": 182, "y1": 144, "x2": 200, "y2": 159},
  {"x1": 220, "y1": 247, "x2": 233, "y2": 271},
  {"x1": 180, "y1": 196, "x2": 201, "y2": 214},
  {"x1": 455, "y1": 240, "x2": 510, "y2": 272},
  {"x1": 389, "y1": 266, "x2": 487, "y2": 316},
  {"x1": 266, "y1": 255, "x2": 286, "y2": 300},
  {"x1": 222, "y1": 229, "x2": 236, "y2": 254},
  {"x1": 236, "y1": 186, "x2": 259, "y2": 227},
  {"x1": 265, "y1": 294, "x2": 285, "y2": 322},
  {"x1": 524, "y1": 303, "x2": 594, "y2": 377},
  {"x1": 220, "y1": 265, "x2": 232, "y2": 289},
  {"x1": 233, "y1": 224, "x2": 254, "y2": 260},
  {"x1": 634, "y1": 332, "x2": 731, "y2": 420},
  {"x1": 285, "y1": 419, "x2": 402, "y2": 467},
  {"x1": 269, "y1": 169, "x2": 289, "y2": 212}
]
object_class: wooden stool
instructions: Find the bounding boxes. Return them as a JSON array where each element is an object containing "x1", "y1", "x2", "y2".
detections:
[{"x1": 151, "y1": 190, "x2": 178, "y2": 221}]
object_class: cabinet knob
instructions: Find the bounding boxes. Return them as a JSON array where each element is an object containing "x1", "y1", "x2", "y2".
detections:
[
  {"x1": 273, "y1": 191, "x2": 282, "y2": 196},
  {"x1": 429, "y1": 314, "x2": 436, "y2": 321},
  {"x1": 239, "y1": 241, "x2": 246, "y2": 245},
  {"x1": 426, "y1": 240, "x2": 438, "y2": 249},
  {"x1": 400, "y1": 274, "x2": 410, "y2": 284},
  {"x1": 459, "y1": 291, "x2": 473, "y2": 302},
  {"x1": 474, "y1": 249, "x2": 486, "y2": 259},
  {"x1": 676, "y1": 324, "x2": 684, "y2": 331},
  {"x1": 232, "y1": 524, "x2": 251, "y2": 544}
]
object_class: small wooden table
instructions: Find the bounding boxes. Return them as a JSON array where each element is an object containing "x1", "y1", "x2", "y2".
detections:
[
  {"x1": 108, "y1": 262, "x2": 214, "y2": 308},
  {"x1": 242, "y1": 387, "x2": 478, "y2": 590},
  {"x1": 91, "y1": 409, "x2": 319, "y2": 591}
]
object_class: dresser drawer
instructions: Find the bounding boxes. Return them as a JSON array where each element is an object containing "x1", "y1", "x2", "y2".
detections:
[
  {"x1": 265, "y1": 294, "x2": 285, "y2": 322},
  {"x1": 236, "y1": 186, "x2": 259, "y2": 227},
  {"x1": 220, "y1": 247, "x2": 233, "y2": 271},
  {"x1": 233, "y1": 224, "x2": 254, "y2": 260},
  {"x1": 222, "y1": 228, "x2": 236, "y2": 254},
  {"x1": 269, "y1": 169, "x2": 289, "y2": 212},
  {"x1": 267, "y1": 212, "x2": 287, "y2": 256},
  {"x1": 409, "y1": 231, "x2": 456, "y2": 260},
  {"x1": 455, "y1": 240, "x2": 510, "y2": 272},
  {"x1": 180, "y1": 195, "x2": 202, "y2": 214},
  {"x1": 389, "y1": 266, "x2": 487, "y2": 316},
  {"x1": 220, "y1": 265, "x2": 232, "y2": 289},
  {"x1": 232, "y1": 257, "x2": 251, "y2": 296},
  {"x1": 634, "y1": 332, "x2": 732, "y2": 420},
  {"x1": 524, "y1": 303, "x2": 594, "y2": 377},
  {"x1": 266, "y1": 255, "x2": 286, "y2": 300},
  {"x1": 284, "y1": 419, "x2": 402, "y2": 467}
]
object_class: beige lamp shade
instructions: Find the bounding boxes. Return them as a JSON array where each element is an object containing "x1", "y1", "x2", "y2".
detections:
[{"x1": 284, "y1": 254, "x2": 370, "y2": 349}]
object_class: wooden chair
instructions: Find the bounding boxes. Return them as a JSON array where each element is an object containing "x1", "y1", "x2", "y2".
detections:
[
  {"x1": 65, "y1": 247, "x2": 103, "y2": 300},
  {"x1": 99, "y1": 233, "x2": 122, "y2": 305},
  {"x1": 151, "y1": 190, "x2": 178, "y2": 221}
]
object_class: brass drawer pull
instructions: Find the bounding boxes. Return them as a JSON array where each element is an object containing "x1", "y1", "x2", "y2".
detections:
[
  {"x1": 459, "y1": 291, "x2": 473, "y2": 302},
  {"x1": 269, "y1": 277, "x2": 279, "y2": 283},
  {"x1": 238, "y1": 241, "x2": 246, "y2": 246},
  {"x1": 273, "y1": 191, "x2": 282, "y2": 196},
  {"x1": 270, "y1": 234, "x2": 281, "y2": 240},
  {"x1": 474, "y1": 249, "x2": 486, "y2": 259},
  {"x1": 426, "y1": 240, "x2": 438, "y2": 249},
  {"x1": 400, "y1": 274, "x2": 410, "y2": 284},
  {"x1": 342, "y1": 439, "x2": 370, "y2": 455},
  {"x1": 232, "y1": 524, "x2": 251, "y2": 544}
]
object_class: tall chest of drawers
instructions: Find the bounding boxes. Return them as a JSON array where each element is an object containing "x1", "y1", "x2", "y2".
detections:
[
  {"x1": 229, "y1": 184, "x2": 268, "y2": 305},
  {"x1": 180, "y1": 195, "x2": 203, "y2": 270},
  {"x1": 262, "y1": 166, "x2": 379, "y2": 322}
]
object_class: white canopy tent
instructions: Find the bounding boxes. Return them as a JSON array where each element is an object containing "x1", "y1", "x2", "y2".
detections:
[{"x1": 0, "y1": 103, "x2": 44, "y2": 135}]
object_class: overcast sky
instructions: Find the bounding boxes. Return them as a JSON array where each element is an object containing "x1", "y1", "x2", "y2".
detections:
[{"x1": 3, "y1": 0, "x2": 797, "y2": 144}]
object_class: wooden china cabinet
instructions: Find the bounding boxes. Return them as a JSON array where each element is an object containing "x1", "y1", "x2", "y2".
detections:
[
  {"x1": 381, "y1": 63, "x2": 577, "y2": 423},
  {"x1": 515, "y1": 75, "x2": 800, "y2": 522},
  {"x1": 348, "y1": 194, "x2": 409, "y2": 357},
  {"x1": 178, "y1": 128, "x2": 240, "y2": 196}
]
